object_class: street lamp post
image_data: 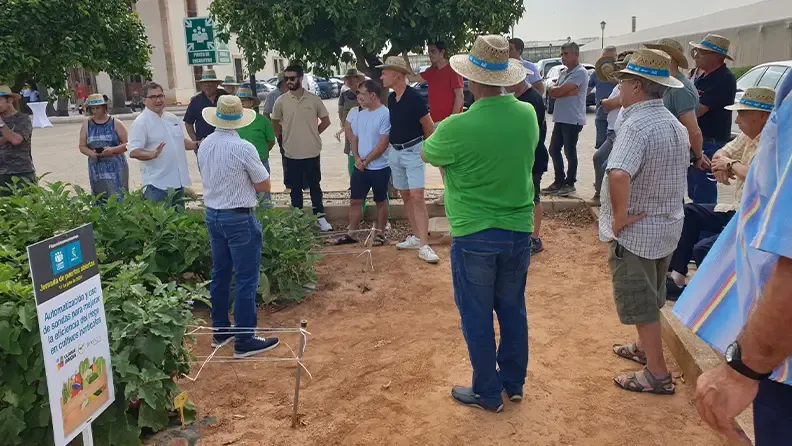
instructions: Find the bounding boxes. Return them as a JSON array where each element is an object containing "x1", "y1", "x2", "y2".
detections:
[{"x1": 600, "y1": 21, "x2": 606, "y2": 48}]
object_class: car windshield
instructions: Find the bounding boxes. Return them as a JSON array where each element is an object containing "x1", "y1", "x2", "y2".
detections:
[{"x1": 547, "y1": 65, "x2": 565, "y2": 79}]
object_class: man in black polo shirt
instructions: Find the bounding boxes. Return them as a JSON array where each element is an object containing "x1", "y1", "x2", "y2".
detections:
[
  {"x1": 377, "y1": 56, "x2": 439, "y2": 264},
  {"x1": 184, "y1": 69, "x2": 228, "y2": 153},
  {"x1": 689, "y1": 34, "x2": 737, "y2": 204},
  {"x1": 504, "y1": 70, "x2": 548, "y2": 256}
]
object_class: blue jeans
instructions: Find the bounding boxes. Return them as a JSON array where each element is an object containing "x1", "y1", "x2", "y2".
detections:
[
  {"x1": 687, "y1": 140, "x2": 722, "y2": 204},
  {"x1": 451, "y1": 229, "x2": 532, "y2": 406},
  {"x1": 257, "y1": 159, "x2": 273, "y2": 209},
  {"x1": 754, "y1": 379, "x2": 792, "y2": 445},
  {"x1": 205, "y1": 208, "x2": 263, "y2": 344},
  {"x1": 594, "y1": 118, "x2": 608, "y2": 150},
  {"x1": 143, "y1": 185, "x2": 185, "y2": 209}
]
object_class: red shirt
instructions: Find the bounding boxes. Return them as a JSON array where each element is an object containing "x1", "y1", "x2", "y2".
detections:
[
  {"x1": 421, "y1": 64, "x2": 463, "y2": 122},
  {"x1": 76, "y1": 85, "x2": 85, "y2": 99}
]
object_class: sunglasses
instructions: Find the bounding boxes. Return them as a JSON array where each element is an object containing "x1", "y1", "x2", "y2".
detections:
[{"x1": 285, "y1": 76, "x2": 300, "y2": 81}]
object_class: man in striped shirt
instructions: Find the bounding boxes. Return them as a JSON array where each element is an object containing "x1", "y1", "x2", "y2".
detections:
[{"x1": 198, "y1": 95, "x2": 279, "y2": 358}]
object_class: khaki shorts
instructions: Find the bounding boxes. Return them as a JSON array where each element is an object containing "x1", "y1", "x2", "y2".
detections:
[{"x1": 608, "y1": 241, "x2": 671, "y2": 325}]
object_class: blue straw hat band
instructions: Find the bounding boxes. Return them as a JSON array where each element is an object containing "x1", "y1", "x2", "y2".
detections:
[
  {"x1": 740, "y1": 99, "x2": 773, "y2": 111},
  {"x1": 86, "y1": 100, "x2": 105, "y2": 106},
  {"x1": 626, "y1": 62, "x2": 669, "y2": 77},
  {"x1": 699, "y1": 40, "x2": 728, "y2": 55},
  {"x1": 0, "y1": 92, "x2": 10, "y2": 96},
  {"x1": 216, "y1": 111, "x2": 243, "y2": 120},
  {"x1": 468, "y1": 54, "x2": 508, "y2": 71}
]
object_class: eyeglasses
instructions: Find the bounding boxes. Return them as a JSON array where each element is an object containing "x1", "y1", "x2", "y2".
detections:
[
  {"x1": 146, "y1": 94, "x2": 166, "y2": 100},
  {"x1": 285, "y1": 76, "x2": 300, "y2": 81}
]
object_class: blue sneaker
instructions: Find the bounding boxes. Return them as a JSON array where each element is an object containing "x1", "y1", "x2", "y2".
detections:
[
  {"x1": 451, "y1": 386, "x2": 503, "y2": 413},
  {"x1": 234, "y1": 336, "x2": 280, "y2": 359},
  {"x1": 505, "y1": 389, "x2": 523, "y2": 402},
  {"x1": 211, "y1": 330, "x2": 234, "y2": 348}
]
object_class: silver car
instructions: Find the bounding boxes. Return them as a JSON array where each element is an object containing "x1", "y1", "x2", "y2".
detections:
[{"x1": 730, "y1": 60, "x2": 791, "y2": 136}]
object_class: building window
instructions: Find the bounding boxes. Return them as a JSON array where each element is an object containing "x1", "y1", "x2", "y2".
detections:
[
  {"x1": 185, "y1": 0, "x2": 198, "y2": 17},
  {"x1": 234, "y1": 59, "x2": 244, "y2": 83}
]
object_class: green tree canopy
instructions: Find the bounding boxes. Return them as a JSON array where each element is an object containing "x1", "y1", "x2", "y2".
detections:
[
  {"x1": 209, "y1": 0, "x2": 523, "y2": 77},
  {"x1": 0, "y1": 0, "x2": 151, "y2": 92}
]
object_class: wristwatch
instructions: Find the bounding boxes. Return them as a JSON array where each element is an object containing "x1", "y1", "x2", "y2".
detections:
[
  {"x1": 725, "y1": 341, "x2": 772, "y2": 380},
  {"x1": 727, "y1": 160, "x2": 741, "y2": 174}
]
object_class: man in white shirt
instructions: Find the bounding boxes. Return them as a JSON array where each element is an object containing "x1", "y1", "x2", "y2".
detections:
[
  {"x1": 198, "y1": 95, "x2": 279, "y2": 358},
  {"x1": 508, "y1": 38, "x2": 545, "y2": 96},
  {"x1": 128, "y1": 82, "x2": 198, "y2": 208},
  {"x1": 335, "y1": 80, "x2": 391, "y2": 246}
]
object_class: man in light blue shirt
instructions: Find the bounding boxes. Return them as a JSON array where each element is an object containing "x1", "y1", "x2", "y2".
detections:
[
  {"x1": 543, "y1": 42, "x2": 588, "y2": 197},
  {"x1": 674, "y1": 74, "x2": 792, "y2": 443},
  {"x1": 509, "y1": 38, "x2": 545, "y2": 96},
  {"x1": 588, "y1": 46, "x2": 618, "y2": 149}
]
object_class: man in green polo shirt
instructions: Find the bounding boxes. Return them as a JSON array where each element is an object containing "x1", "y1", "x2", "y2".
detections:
[
  {"x1": 423, "y1": 35, "x2": 538, "y2": 413},
  {"x1": 236, "y1": 87, "x2": 276, "y2": 208}
]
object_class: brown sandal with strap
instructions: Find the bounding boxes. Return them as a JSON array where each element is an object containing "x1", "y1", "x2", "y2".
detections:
[
  {"x1": 614, "y1": 367, "x2": 675, "y2": 395},
  {"x1": 613, "y1": 342, "x2": 647, "y2": 365}
]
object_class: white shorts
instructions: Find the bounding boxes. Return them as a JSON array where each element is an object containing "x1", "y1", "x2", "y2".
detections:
[{"x1": 389, "y1": 142, "x2": 425, "y2": 191}]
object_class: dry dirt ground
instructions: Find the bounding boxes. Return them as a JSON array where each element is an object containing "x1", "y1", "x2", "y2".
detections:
[{"x1": 180, "y1": 214, "x2": 725, "y2": 446}]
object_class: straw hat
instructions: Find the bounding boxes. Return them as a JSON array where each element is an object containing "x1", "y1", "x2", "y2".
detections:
[
  {"x1": 236, "y1": 87, "x2": 261, "y2": 106},
  {"x1": 615, "y1": 53, "x2": 632, "y2": 70},
  {"x1": 0, "y1": 85, "x2": 21, "y2": 100},
  {"x1": 85, "y1": 94, "x2": 107, "y2": 107},
  {"x1": 202, "y1": 95, "x2": 256, "y2": 130},
  {"x1": 595, "y1": 56, "x2": 617, "y2": 82},
  {"x1": 644, "y1": 38, "x2": 689, "y2": 69},
  {"x1": 611, "y1": 49, "x2": 683, "y2": 89},
  {"x1": 222, "y1": 75, "x2": 240, "y2": 86},
  {"x1": 449, "y1": 35, "x2": 527, "y2": 87},
  {"x1": 376, "y1": 56, "x2": 412, "y2": 75},
  {"x1": 689, "y1": 34, "x2": 733, "y2": 61},
  {"x1": 725, "y1": 87, "x2": 775, "y2": 112},
  {"x1": 344, "y1": 68, "x2": 365, "y2": 79},
  {"x1": 197, "y1": 69, "x2": 223, "y2": 83}
]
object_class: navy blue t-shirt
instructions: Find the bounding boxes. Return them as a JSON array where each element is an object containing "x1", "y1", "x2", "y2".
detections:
[
  {"x1": 588, "y1": 71, "x2": 617, "y2": 120},
  {"x1": 388, "y1": 87, "x2": 429, "y2": 144},
  {"x1": 183, "y1": 90, "x2": 228, "y2": 140},
  {"x1": 693, "y1": 64, "x2": 736, "y2": 142},
  {"x1": 516, "y1": 88, "x2": 548, "y2": 174}
]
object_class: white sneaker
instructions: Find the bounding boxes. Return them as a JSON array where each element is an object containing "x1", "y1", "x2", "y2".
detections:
[
  {"x1": 419, "y1": 245, "x2": 440, "y2": 264},
  {"x1": 434, "y1": 194, "x2": 445, "y2": 206},
  {"x1": 396, "y1": 235, "x2": 422, "y2": 250},
  {"x1": 317, "y1": 217, "x2": 333, "y2": 232}
]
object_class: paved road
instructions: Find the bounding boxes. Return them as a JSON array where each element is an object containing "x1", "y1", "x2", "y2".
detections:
[{"x1": 29, "y1": 99, "x2": 736, "y2": 203}]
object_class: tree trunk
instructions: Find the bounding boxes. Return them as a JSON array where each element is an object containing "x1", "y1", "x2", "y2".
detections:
[
  {"x1": 110, "y1": 78, "x2": 132, "y2": 114},
  {"x1": 39, "y1": 87, "x2": 58, "y2": 116}
]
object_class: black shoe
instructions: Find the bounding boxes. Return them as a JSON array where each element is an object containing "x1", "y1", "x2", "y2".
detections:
[
  {"x1": 505, "y1": 390, "x2": 523, "y2": 402},
  {"x1": 451, "y1": 386, "x2": 503, "y2": 413},
  {"x1": 211, "y1": 332, "x2": 234, "y2": 348},
  {"x1": 666, "y1": 277, "x2": 685, "y2": 301},
  {"x1": 541, "y1": 182, "x2": 564, "y2": 195},
  {"x1": 556, "y1": 184, "x2": 577, "y2": 197},
  {"x1": 234, "y1": 336, "x2": 280, "y2": 358}
]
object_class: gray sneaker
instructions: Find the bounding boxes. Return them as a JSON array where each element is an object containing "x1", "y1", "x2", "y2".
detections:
[{"x1": 556, "y1": 184, "x2": 576, "y2": 197}]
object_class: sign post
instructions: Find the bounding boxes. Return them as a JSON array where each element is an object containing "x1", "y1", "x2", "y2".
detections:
[
  {"x1": 27, "y1": 224, "x2": 115, "y2": 446},
  {"x1": 184, "y1": 17, "x2": 232, "y2": 66}
]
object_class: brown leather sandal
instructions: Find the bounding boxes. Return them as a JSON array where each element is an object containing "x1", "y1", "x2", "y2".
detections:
[
  {"x1": 614, "y1": 367, "x2": 675, "y2": 395},
  {"x1": 613, "y1": 342, "x2": 647, "y2": 365}
]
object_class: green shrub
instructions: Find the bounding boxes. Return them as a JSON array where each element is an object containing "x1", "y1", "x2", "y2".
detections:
[
  {"x1": 730, "y1": 66, "x2": 754, "y2": 80},
  {"x1": 0, "y1": 183, "x2": 321, "y2": 444}
]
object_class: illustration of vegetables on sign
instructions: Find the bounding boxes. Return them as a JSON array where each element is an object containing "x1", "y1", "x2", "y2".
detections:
[{"x1": 60, "y1": 356, "x2": 109, "y2": 436}]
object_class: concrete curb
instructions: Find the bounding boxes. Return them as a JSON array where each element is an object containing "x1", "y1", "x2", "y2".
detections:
[{"x1": 660, "y1": 306, "x2": 755, "y2": 444}]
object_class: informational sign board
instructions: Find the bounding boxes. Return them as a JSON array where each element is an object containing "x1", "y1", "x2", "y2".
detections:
[
  {"x1": 184, "y1": 17, "x2": 232, "y2": 66},
  {"x1": 27, "y1": 224, "x2": 115, "y2": 446}
]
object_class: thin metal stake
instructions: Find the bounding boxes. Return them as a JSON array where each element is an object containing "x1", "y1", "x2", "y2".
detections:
[{"x1": 291, "y1": 319, "x2": 308, "y2": 428}]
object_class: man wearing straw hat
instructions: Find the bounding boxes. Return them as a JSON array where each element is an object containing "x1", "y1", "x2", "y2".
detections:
[
  {"x1": 688, "y1": 34, "x2": 737, "y2": 204},
  {"x1": 589, "y1": 45, "x2": 618, "y2": 151},
  {"x1": 423, "y1": 34, "x2": 538, "y2": 412},
  {"x1": 184, "y1": 69, "x2": 229, "y2": 149},
  {"x1": 198, "y1": 94, "x2": 280, "y2": 358},
  {"x1": 600, "y1": 49, "x2": 689, "y2": 395},
  {"x1": 665, "y1": 87, "x2": 774, "y2": 299},
  {"x1": 377, "y1": 56, "x2": 439, "y2": 263},
  {"x1": 221, "y1": 75, "x2": 240, "y2": 95},
  {"x1": 591, "y1": 52, "x2": 628, "y2": 204},
  {"x1": 0, "y1": 86, "x2": 35, "y2": 195},
  {"x1": 236, "y1": 87, "x2": 276, "y2": 208},
  {"x1": 336, "y1": 68, "x2": 366, "y2": 180}
]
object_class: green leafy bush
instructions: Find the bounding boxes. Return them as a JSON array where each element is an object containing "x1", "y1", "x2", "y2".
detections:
[{"x1": 0, "y1": 183, "x2": 321, "y2": 444}]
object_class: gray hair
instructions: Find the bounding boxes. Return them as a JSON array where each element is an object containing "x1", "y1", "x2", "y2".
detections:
[
  {"x1": 561, "y1": 42, "x2": 580, "y2": 54},
  {"x1": 142, "y1": 82, "x2": 163, "y2": 97},
  {"x1": 603, "y1": 45, "x2": 617, "y2": 55},
  {"x1": 623, "y1": 74, "x2": 668, "y2": 99}
]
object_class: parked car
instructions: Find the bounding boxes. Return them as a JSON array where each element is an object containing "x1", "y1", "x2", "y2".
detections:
[
  {"x1": 239, "y1": 81, "x2": 276, "y2": 101},
  {"x1": 314, "y1": 77, "x2": 340, "y2": 99},
  {"x1": 265, "y1": 74, "x2": 319, "y2": 95},
  {"x1": 536, "y1": 57, "x2": 562, "y2": 78},
  {"x1": 543, "y1": 63, "x2": 595, "y2": 114},
  {"x1": 730, "y1": 60, "x2": 791, "y2": 137},
  {"x1": 411, "y1": 79, "x2": 474, "y2": 111}
]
